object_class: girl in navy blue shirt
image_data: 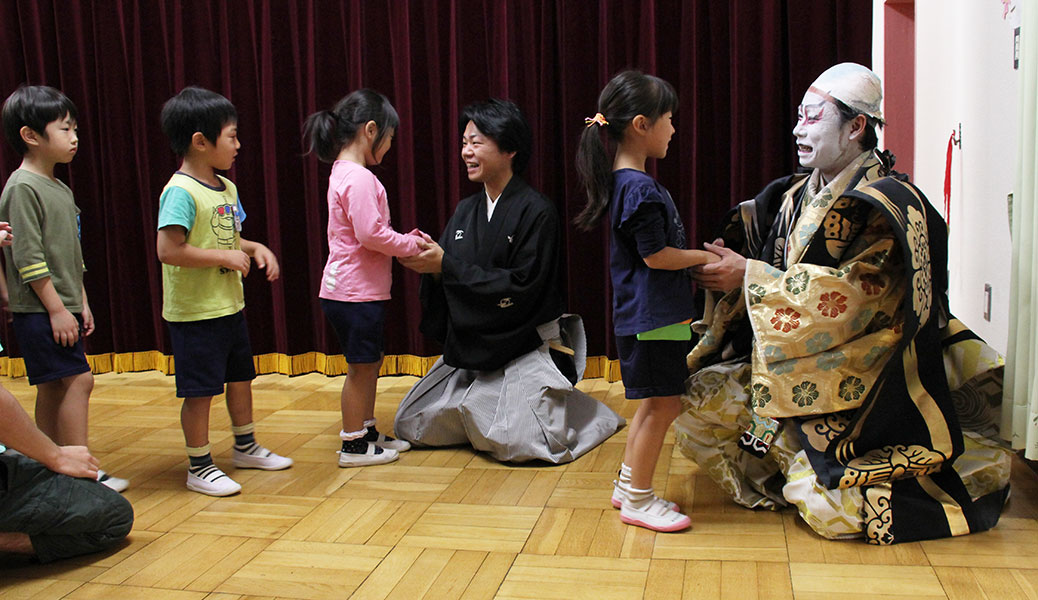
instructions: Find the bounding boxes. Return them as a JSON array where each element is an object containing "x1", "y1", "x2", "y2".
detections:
[{"x1": 575, "y1": 71, "x2": 717, "y2": 532}]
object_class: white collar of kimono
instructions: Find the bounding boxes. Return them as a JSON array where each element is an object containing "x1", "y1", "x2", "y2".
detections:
[
  {"x1": 486, "y1": 190, "x2": 503, "y2": 221},
  {"x1": 806, "y1": 149, "x2": 873, "y2": 202}
]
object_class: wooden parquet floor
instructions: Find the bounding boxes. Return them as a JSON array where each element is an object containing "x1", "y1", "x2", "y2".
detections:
[{"x1": 1, "y1": 370, "x2": 1037, "y2": 599}]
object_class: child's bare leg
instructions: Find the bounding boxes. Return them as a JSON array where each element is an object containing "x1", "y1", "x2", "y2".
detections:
[
  {"x1": 181, "y1": 396, "x2": 214, "y2": 448},
  {"x1": 225, "y1": 380, "x2": 292, "y2": 471},
  {"x1": 341, "y1": 359, "x2": 383, "y2": 433},
  {"x1": 35, "y1": 371, "x2": 92, "y2": 446},
  {"x1": 618, "y1": 395, "x2": 690, "y2": 531},
  {"x1": 224, "y1": 381, "x2": 253, "y2": 428},
  {"x1": 338, "y1": 357, "x2": 397, "y2": 466},
  {"x1": 625, "y1": 395, "x2": 682, "y2": 490},
  {"x1": 182, "y1": 394, "x2": 243, "y2": 496}
]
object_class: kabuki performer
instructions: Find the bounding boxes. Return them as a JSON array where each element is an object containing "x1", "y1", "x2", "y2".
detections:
[{"x1": 680, "y1": 63, "x2": 1011, "y2": 544}]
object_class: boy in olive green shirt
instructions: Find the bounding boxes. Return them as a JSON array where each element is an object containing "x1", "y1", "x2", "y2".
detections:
[{"x1": 0, "y1": 84, "x2": 127, "y2": 492}]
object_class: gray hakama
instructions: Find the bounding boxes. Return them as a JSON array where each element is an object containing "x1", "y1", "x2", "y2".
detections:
[{"x1": 394, "y1": 315, "x2": 624, "y2": 463}]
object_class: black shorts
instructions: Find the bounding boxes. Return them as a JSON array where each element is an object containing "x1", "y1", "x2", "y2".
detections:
[
  {"x1": 615, "y1": 334, "x2": 691, "y2": 399},
  {"x1": 11, "y1": 312, "x2": 91, "y2": 386},
  {"x1": 166, "y1": 311, "x2": 256, "y2": 398},
  {"x1": 321, "y1": 299, "x2": 385, "y2": 364}
]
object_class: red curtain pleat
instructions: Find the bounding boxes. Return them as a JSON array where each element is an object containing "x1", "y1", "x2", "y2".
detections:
[{"x1": 0, "y1": 0, "x2": 871, "y2": 372}]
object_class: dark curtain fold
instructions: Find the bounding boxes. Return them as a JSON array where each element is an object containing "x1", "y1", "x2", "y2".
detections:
[{"x1": 0, "y1": 0, "x2": 871, "y2": 366}]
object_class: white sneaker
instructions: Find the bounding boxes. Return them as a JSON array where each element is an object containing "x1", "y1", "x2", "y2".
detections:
[
  {"x1": 232, "y1": 444, "x2": 294, "y2": 470},
  {"x1": 97, "y1": 470, "x2": 130, "y2": 493},
  {"x1": 186, "y1": 465, "x2": 242, "y2": 497},
  {"x1": 337, "y1": 442, "x2": 399, "y2": 467},
  {"x1": 620, "y1": 496, "x2": 692, "y2": 532},
  {"x1": 611, "y1": 480, "x2": 679, "y2": 511},
  {"x1": 365, "y1": 429, "x2": 411, "y2": 452}
]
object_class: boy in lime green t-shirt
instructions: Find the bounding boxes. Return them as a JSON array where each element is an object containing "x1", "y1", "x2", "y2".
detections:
[{"x1": 156, "y1": 86, "x2": 292, "y2": 497}]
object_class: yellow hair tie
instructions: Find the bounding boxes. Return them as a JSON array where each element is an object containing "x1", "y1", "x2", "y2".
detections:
[{"x1": 584, "y1": 112, "x2": 609, "y2": 128}]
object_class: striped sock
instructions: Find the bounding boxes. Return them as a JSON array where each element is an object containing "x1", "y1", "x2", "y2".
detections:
[
  {"x1": 187, "y1": 443, "x2": 214, "y2": 473},
  {"x1": 232, "y1": 422, "x2": 257, "y2": 452}
]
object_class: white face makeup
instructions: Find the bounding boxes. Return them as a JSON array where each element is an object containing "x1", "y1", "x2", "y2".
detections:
[{"x1": 792, "y1": 91, "x2": 854, "y2": 178}]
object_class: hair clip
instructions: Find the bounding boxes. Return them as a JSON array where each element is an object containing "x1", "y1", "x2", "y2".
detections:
[{"x1": 584, "y1": 113, "x2": 609, "y2": 128}]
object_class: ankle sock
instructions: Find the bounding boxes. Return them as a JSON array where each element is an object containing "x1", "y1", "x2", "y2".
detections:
[
  {"x1": 187, "y1": 443, "x2": 214, "y2": 473},
  {"x1": 625, "y1": 485, "x2": 654, "y2": 508},
  {"x1": 362, "y1": 418, "x2": 399, "y2": 442},
  {"x1": 619, "y1": 462, "x2": 633, "y2": 486},
  {"x1": 232, "y1": 422, "x2": 257, "y2": 451},
  {"x1": 340, "y1": 428, "x2": 384, "y2": 455}
]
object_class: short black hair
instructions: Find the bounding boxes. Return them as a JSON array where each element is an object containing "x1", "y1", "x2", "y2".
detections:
[
  {"x1": 460, "y1": 99, "x2": 532, "y2": 175},
  {"x1": 2, "y1": 85, "x2": 79, "y2": 156},
  {"x1": 160, "y1": 86, "x2": 238, "y2": 157},
  {"x1": 833, "y1": 98, "x2": 881, "y2": 151}
]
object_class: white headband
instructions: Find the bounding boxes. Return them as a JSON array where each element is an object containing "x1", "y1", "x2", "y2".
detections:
[{"x1": 808, "y1": 62, "x2": 885, "y2": 125}]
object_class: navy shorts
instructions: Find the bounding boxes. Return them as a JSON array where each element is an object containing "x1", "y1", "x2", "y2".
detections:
[
  {"x1": 166, "y1": 311, "x2": 256, "y2": 398},
  {"x1": 320, "y1": 299, "x2": 385, "y2": 364},
  {"x1": 12, "y1": 312, "x2": 91, "y2": 386},
  {"x1": 615, "y1": 334, "x2": 691, "y2": 399}
]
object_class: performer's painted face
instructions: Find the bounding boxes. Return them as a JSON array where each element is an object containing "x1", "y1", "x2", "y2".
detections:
[
  {"x1": 792, "y1": 91, "x2": 854, "y2": 176},
  {"x1": 461, "y1": 121, "x2": 515, "y2": 187}
]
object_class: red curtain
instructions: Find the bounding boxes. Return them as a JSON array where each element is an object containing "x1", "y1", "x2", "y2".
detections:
[{"x1": 0, "y1": 0, "x2": 871, "y2": 366}]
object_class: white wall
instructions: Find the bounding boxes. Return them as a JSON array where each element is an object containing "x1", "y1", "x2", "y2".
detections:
[{"x1": 910, "y1": 0, "x2": 1018, "y2": 354}]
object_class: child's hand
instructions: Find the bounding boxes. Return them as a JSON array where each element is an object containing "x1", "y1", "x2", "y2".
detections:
[
  {"x1": 221, "y1": 249, "x2": 252, "y2": 277},
  {"x1": 81, "y1": 304, "x2": 95, "y2": 337},
  {"x1": 50, "y1": 309, "x2": 80, "y2": 347},
  {"x1": 252, "y1": 245, "x2": 280, "y2": 282},
  {"x1": 0, "y1": 221, "x2": 13, "y2": 247}
]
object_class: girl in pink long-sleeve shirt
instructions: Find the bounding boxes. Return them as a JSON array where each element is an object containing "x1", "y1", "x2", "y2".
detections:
[{"x1": 303, "y1": 89, "x2": 425, "y2": 467}]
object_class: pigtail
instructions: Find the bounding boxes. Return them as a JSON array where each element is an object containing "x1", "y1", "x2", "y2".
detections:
[
  {"x1": 302, "y1": 109, "x2": 342, "y2": 163},
  {"x1": 574, "y1": 123, "x2": 613, "y2": 230},
  {"x1": 573, "y1": 70, "x2": 678, "y2": 231}
]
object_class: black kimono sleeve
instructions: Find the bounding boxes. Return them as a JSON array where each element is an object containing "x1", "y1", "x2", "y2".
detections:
[{"x1": 420, "y1": 179, "x2": 564, "y2": 371}]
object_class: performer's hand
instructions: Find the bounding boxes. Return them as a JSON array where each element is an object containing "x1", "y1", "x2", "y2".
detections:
[
  {"x1": 399, "y1": 242, "x2": 444, "y2": 274},
  {"x1": 692, "y1": 239, "x2": 747, "y2": 292}
]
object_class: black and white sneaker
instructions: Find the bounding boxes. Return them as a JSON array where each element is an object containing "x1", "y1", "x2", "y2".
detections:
[
  {"x1": 186, "y1": 464, "x2": 241, "y2": 496},
  {"x1": 337, "y1": 438, "x2": 399, "y2": 467},
  {"x1": 363, "y1": 427, "x2": 411, "y2": 452},
  {"x1": 97, "y1": 469, "x2": 130, "y2": 493},
  {"x1": 232, "y1": 443, "x2": 293, "y2": 470}
]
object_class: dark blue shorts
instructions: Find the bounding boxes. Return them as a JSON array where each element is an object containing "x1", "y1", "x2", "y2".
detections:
[
  {"x1": 615, "y1": 334, "x2": 691, "y2": 399},
  {"x1": 166, "y1": 311, "x2": 256, "y2": 398},
  {"x1": 12, "y1": 312, "x2": 91, "y2": 386},
  {"x1": 320, "y1": 299, "x2": 385, "y2": 364}
]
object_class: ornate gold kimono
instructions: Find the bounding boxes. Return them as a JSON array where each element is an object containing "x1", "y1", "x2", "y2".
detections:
[{"x1": 676, "y1": 151, "x2": 1010, "y2": 544}]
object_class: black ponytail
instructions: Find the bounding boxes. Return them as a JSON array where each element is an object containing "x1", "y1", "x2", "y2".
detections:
[
  {"x1": 574, "y1": 71, "x2": 677, "y2": 231},
  {"x1": 302, "y1": 89, "x2": 399, "y2": 163}
]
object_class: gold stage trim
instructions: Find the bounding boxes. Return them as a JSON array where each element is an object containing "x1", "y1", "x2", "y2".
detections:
[{"x1": 0, "y1": 352, "x2": 625, "y2": 380}]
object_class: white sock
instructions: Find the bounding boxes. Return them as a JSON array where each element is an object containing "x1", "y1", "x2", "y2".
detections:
[
  {"x1": 340, "y1": 428, "x2": 366, "y2": 441},
  {"x1": 619, "y1": 463, "x2": 632, "y2": 486},
  {"x1": 625, "y1": 485, "x2": 654, "y2": 509}
]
